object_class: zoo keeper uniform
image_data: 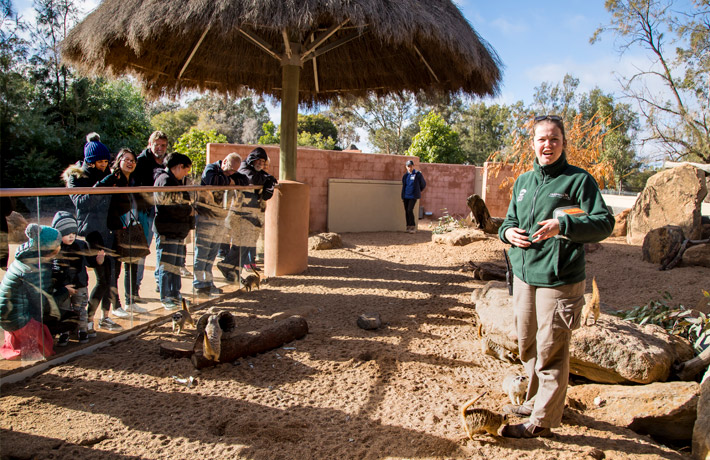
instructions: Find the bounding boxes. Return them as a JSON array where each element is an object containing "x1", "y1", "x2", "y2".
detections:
[{"x1": 498, "y1": 152, "x2": 614, "y2": 428}]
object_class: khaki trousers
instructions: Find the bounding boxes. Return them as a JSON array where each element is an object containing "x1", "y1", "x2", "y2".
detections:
[{"x1": 513, "y1": 276, "x2": 585, "y2": 428}]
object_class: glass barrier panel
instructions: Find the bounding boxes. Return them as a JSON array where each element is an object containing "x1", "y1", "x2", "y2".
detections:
[{"x1": 0, "y1": 184, "x2": 263, "y2": 368}]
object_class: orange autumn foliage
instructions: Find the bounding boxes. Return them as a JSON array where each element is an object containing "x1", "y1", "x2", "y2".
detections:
[{"x1": 487, "y1": 113, "x2": 616, "y2": 198}]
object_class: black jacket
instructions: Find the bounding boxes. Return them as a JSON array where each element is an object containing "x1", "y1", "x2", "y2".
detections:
[
  {"x1": 52, "y1": 239, "x2": 98, "y2": 289},
  {"x1": 133, "y1": 148, "x2": 164, "y2": 210},
  {"x1": 96, "y1": 169, "x2": 137, "y2": 231},
  {"x1": 153, "y1": 168, "x2": 194, "y2": 239},
  {"x1": 238, "y1": 150, "x2": 278, "y2": 207}
]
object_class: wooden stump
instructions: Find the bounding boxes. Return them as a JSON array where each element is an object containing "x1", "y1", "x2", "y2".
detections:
[
  {"x1": 466, "y1": 194, "x2": 503, "y2": 234},
  {"x1": 191, "y1": 315, "x2": 309, "y2": 369}
]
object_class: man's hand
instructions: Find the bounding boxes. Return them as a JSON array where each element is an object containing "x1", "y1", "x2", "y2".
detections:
[{"x1": 65, "y1": 284, "x2": 77, "y2": 296}]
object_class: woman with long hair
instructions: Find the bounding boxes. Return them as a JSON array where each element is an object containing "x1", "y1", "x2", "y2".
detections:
[{"x1": 97, "y1": 148, "x2": 148, "y2": 315}]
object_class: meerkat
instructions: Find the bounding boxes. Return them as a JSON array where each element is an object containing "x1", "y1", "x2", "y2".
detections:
[
  {"x1": 241, "y1": 273, "x2": 260, "y2": 292},
  {"x1": 501, "y1": 374, "x2": 528, "y2": 406},
  {"x1": 477, "y1": 324, "x2": 518, "y2": 363},
  {"x1": 459, "y1": 391, "x2": 507, "y2": 438},
  {"x1": 581, "y1": 277, "x2": 600, "y2": 326},
  {"x1": 203, "y1": 314, "x2": 222, "y2": 361},
  {"x1": 172, "y1": 298, "x2": 195, "y2": 334}
]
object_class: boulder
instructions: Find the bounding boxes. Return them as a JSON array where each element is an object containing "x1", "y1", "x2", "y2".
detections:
[
  {"x1": 567, "y1": 381, "x2": 700, "y2": 442},
  {"x1": 432, "y1": 228, "x2": 488, "y2": 246},
  {"x1": 693, "y1": 367, "x2": 710, "y2": 460},
  {"x1": 611, "y1": 208, "x2": 630, "y2": 237},
  {"x1": 471, "y1": 282, "x2": 518, "y2": 352},
  {"x1": 641, "y1": 225, "x2": 685, "y2": 265},
  {"x1": 472, "y1": 282, "x2": 693, "y2": 384},
  {"x1": 683, "y1": 243, "x2": 710, "y2": 268},
  {"x1": 308, "y1": 232, "x2": 342, "y2": 250},
  {"x1": 627, "y1": 164, "x2": 707, "y2": 245},
  {"x1": 571, "y1": 317, "x2": 693, "y2": 384},
  {"x1": 357, "y1": 312, "x2": 382, "y2": 330}
]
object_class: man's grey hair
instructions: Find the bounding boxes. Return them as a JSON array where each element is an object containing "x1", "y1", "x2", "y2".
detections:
[{"x1": 223, "y1": 152, "x2": 242, "y2": 170}]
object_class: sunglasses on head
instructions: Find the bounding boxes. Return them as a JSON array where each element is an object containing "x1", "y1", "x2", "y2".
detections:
[{"x1": 534, "y1": 115, "x2": 563, "y2": 122}]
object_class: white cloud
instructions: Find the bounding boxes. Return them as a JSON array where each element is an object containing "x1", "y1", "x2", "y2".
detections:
[{"x1": 490, "y1": 17, "x2": 528, "y2": 36}]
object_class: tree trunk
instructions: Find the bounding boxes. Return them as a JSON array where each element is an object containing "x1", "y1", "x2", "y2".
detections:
[
  {"x1": 466, "y1": 194, "x2": 503, "y2": 234},
  {"x1": 673, "y1": 347, "x2": 710, "y2": 381},
  {"x1": 191, "y1": 315, "x2": 308, "y2": 369}
]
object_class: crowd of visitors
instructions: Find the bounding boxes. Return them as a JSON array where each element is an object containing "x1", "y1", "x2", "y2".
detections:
[{"x1": 0, "y1": 130, "x2": 277, "y2": 357}]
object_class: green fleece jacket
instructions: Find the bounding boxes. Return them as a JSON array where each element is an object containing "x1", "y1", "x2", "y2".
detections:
[{"x1": 498, "y1": 153, "x2": 615, "y2": 287}]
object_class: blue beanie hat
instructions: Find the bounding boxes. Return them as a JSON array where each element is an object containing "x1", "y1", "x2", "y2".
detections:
[
  {"x1": 84, "y1": 141, "x2": 111, "y2": 164},
  {"x1": 25, "y1": 224, "x2": 61, "y2": 253}
]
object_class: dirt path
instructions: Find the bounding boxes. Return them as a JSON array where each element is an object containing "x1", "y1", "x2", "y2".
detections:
[{"x1": 1, "y1": 228, "x2": 706, "y2": 459}]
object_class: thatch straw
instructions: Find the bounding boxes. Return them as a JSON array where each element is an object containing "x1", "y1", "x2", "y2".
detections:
[{"x1": 62, "y1": 0, "x2": 503, "y2": 103}]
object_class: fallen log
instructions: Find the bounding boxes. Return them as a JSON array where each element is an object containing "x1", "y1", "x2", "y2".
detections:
[
  {"x1": 673, "y1": 347, "x2": 710, "y2": 381},
  {"x1": 191, "y1": 315, "x2": 309, "y2": 369},
  {"x1": 159, "y1": 342, "x2": 193, "y2": 359},
  {"x1": 660, "y1": 238, "x2": 710, "y2": 270}
]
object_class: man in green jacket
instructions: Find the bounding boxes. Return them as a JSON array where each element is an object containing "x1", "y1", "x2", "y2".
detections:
[{"x1": 498, "y1": 115, "x2": 614, "y2": 438}]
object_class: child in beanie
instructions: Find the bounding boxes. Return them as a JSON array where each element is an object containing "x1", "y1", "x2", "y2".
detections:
[
  {"x1": 0, "y1": 224, "x2": 77, "y2": 359},
  {"x1": 51, "y1": 211, "x2": 104, "y2": 343}
]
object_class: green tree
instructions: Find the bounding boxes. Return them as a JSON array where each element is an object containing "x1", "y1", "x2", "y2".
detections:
[
  {"x1": 593, "y1": 0, "x2": 710, "y2": 162},
  {"x1": 173, "y1": 128, "x2": 227, "y2": 179},
  {"x1": 329, "y1": 94, "x2": 418, "y2": 155},
  {"x1": 453, "y1": 102, "x2": 516, "y2": 165},
  {"x1": 407, "y1": 112, "x2": 464, "y2": 163},
  {"x1": 578, "y1": 88, "x2": 641, "y2": 190},
  {"x1": 188, "y1": 93, "x2": 269, "y2": 144},
  {"x1": 258, "y1": 121, "x2": 279, "y2": 145},
  {"x1": 532, "y1": 73, "x2": 580, "y2": 121},
  {"x1": 151, "y1": 108, "x2": 199, "y2": 148},
  {"x1": 297, "y1": 131, "x2": 337, "y2": 150},
  {"x1": 298, "y1": 114, "x2": 338, "y2": 143}
]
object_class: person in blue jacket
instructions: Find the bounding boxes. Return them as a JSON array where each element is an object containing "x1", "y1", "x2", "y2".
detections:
[{"x1": 401, "y1": 159, "x2": 426, "y2": 233}]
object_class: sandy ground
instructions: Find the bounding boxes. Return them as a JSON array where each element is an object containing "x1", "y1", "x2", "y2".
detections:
[{"x1": 1, "y1": 225, "x2": 708, "y2": 460}]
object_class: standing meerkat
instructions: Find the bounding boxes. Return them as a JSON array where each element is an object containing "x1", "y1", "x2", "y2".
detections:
[
  {"x1": 203, "y1": 314, "x2": 222, "y2": 361},
  {"x1": 581, "y1": 277, "x2": 600, "y2": 326},
  {"x1": 460, "y1": 391, "x2": 507, "y2": 438}
]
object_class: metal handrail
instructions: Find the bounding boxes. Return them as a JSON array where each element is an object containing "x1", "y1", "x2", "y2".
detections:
[{"x1": 0, "y1": 184, "x2": 263, "y2": 197}]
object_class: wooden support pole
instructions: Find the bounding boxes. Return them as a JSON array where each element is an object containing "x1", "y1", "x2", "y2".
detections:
[{"x1": 280, "y1": 64, "x2": 300, "y2": 181}]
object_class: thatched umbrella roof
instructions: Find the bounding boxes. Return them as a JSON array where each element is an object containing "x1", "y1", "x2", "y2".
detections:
[{"x1": 62, "y1": 0, "x2": 502, "y2": 104}]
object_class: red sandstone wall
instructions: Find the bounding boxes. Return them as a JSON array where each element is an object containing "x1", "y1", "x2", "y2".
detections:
[
  {"x1": 416, "y1": 163, "x2": 481, "y2": 219},
  {"x1": 482, "y1": 162, "x2": 515, "y2": 218},
  {"x1": 207, "y1": 144, "x2": 514, "y2": 232}
]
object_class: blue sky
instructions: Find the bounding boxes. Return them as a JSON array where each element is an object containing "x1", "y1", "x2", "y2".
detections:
[
  {"x1": 14, "y1": 0, "x2": 638, "y2": 105},
  {"x1": 13, "y1": 0, "x2": 685, "y2": 156}
]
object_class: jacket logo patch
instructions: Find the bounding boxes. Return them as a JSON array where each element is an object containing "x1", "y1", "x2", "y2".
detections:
[
  {"x1": 548, "y1": 192, "x2": 570, "y2": 200},
  {"x1": 517, "y1": 189, "x2": 527, "y2": 202}
]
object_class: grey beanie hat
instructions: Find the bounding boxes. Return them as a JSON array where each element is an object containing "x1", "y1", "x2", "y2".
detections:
[{"x1": 51, "y1": 211, "x2": 78, "y2": 237}]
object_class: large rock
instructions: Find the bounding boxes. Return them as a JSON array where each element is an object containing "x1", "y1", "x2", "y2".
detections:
[
  {"x1": 693, "y1": 367, "x2": 710, "y2": 460},
  {"x1": 432, "y1": 228, "x2": 488, "y2": 246},
  {"x1": 471, "y1": 281, "x2": 518, "y2": 352},
  {"x1": 641, "y1": 225, "x2": 685, "y2": 265},
  {"x1": 571, "y1": 318, "x2": 693, "y2": 384},
  {"x1": 684, "y1": 243, "x2": 710, "y2": 268},
  {"x1": 472, "y1": 282, "x2": 693, "y2": 383},
  {"x1": 567, "y1": 381, "x2": 700, "y2": 442},
  {"x1": 627, "y1": 164, "x2": 707, "y2": 245},
  {"x1": 308, "y1": 232, "x2": 342, "y2": 250}
]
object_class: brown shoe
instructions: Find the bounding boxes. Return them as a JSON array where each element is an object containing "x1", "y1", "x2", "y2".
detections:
[
  {"x1": 503, "y1": 404, "x2": 533, "y2": 417},
  {"x1": 501, "y1": 422, "x2": 552, "y2": 438}
]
